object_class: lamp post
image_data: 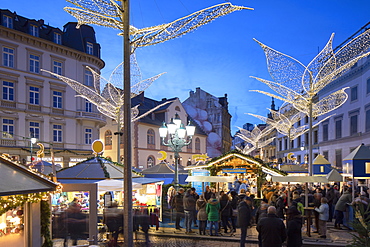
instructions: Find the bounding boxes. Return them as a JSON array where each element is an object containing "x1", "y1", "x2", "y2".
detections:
[
  {"x1": 159, "y1": 113, "x2": 195, "y2": 190},
  {"x1": 30, "y1": 132, "x2": 37, "y2": 164}
]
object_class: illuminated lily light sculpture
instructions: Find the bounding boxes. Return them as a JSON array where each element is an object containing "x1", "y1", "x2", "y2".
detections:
[
  {"x1": 236, "y1": 125, "x2": 275, "y2": 158},
  {"x1": 251, "y1": 29, "x2": 370, "y2": 175},
  {"x1": 64, "y1": 0, "x2": 253, "y2": 53},
  {"x1": 41, "y1": 54, "x2": 169, "y2": 126}
]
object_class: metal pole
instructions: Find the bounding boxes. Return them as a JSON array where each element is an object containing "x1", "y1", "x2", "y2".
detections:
[
  {"x1": 174, "y1": 151, "x2": 179, "y2": 191},
  {"x1": 308, "y1": 99, "x2": 313, "y2": 176},
  {"x1": 122, "y1": 0, "x2": 133, "y2": 246}
]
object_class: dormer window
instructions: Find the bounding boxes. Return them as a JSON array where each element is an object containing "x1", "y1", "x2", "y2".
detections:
[
  {"x1": 53, "y1": 32, "x2": 62, "y2": 45},
  {"x1": 29, "y1": 24, "x2": 39, "y2": 37},
  {"x1": 2, "y1": 15, "x2": 13, "y2": 29},
  {"x1": 86, "y1": 42, "x2": 93, "y2": 55}
]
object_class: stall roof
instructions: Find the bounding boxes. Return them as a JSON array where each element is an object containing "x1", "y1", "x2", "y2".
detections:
[
  {"x1": 313, "y1": 154, "x2": 331, "y2": 165},
  {"x1": 95, "y1": 179, "x2": 142, "y2": 191},
  {"x1": 141, "y1": 162, "x2": 187, "y2": 174},
  {"x1": 186, "y1": 176, "x2": 235, "y2": 183},
  {"x1": 57, "y1": 156, "x2": 141, "y2": 179},
  {"x1": 343, "y1": 144, "x2": 370, "y2": 160},
  {"x1": 0, "y1": 155, "x2": 58, "y2": 196},
  {"x1": 27, "y1": 160, "x2": 62, "y2": 175},
  {"x1": 271, "y1": 176, "x2": 328, "y2": 183},
  {"x1": 326, "y1": 169, "x2": 342, "y2": 182},
  {"x1": 132, "y1": 177, "x2": 164, "y2": 184}
]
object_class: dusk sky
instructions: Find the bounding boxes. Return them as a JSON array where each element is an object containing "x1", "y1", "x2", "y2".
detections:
[{"x1": 3, "y1": 0, "x2": 370, "y2": 134}]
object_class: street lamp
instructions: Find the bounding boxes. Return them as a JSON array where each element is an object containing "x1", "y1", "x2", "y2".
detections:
[
  {"x1": 159, "y1": 113, "x2": 195, "y2": 190},
  {"x1": 30, "y1": 132, "x2": 37, "y2": 164}
]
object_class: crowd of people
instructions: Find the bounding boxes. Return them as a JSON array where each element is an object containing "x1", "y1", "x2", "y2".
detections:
[{"x1": 170, "y1": 177, "x2": 370, "y2": 247}]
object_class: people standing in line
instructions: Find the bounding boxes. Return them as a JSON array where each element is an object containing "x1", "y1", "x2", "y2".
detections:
[
  {"x1": 257, "y1": 206, "x2": 287, "y2": 247},
  {"x1": 191, "y1": 187, "x2": 199, "y2": 227},
  {"x1": 206, "y1": 194, "x2": 220, "y2": 236},
  {"x1": 183, "y1": 188, "x2": 196, "y2": 234},
  {"x1": 237, "y1": 196, "x2": 252, "y2": 247},
  {"x1": 286, "y1": 205, "x2": 302, "y2": 247},
  {"x1": 173, "y1": 188, "x2": 185, "y2": 230},
  {"x1": 315, "y1": 197, "x2": 329, "y2": 238},
  {"x1": 219, "y1": 193, "x2": 232, "y2": 233},
  {"x1": 335, "y1": 188, "x2": 352, "y2": 229},
  {"x1": 196, "y1": 194, "x2": 208, "y2": 235},
  {"x1": 238, "y1": 188, "x2": 247, "y2": 202}
]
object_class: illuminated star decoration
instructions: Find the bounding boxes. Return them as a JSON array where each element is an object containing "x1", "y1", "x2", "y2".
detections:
[
  {"x1": 41, "y1": 54, "x2": 169, "y2": 125},
  {"x1": 248, "y1": 107, "x2": 332, "y2": 141},
  {"x1": 250, "y1": 29, "x2": 370, "y2": 118},
  {"x1": 64, "y1": 0, "x2": 253, "y2": 52},
  {"x1": 235, "y1": 125, "x2": 275, "y2": 155}
]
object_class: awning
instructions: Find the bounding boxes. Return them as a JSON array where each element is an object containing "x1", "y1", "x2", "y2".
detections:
[
  {"x1": 95, "y1": 179, "x2": 142, "y2": 191},
  {"x1": 185, "y1": 176, "x2": 235, "y2": 183},
  {"x1": 271, "y1": 176, "x2": 328, "y2": 183},
  {"x1": 0, "y1": 155, "x2": 58, "y2": 196}
]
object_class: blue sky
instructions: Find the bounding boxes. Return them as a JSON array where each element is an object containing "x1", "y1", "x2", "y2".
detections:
[{"x1": 2, "y1": 0, "x2": 370, "y2": 134}]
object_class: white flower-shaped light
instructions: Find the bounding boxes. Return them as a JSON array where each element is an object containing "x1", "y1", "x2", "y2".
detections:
[
  {"x1": 251, "y1": 29, "x2": 370, "y2": 118},
  {"x1": 64, "y1": 0, "x2": 253, "y2": 52},
  {"x1": 236, "y1": 125, "x2": 275, "y2": 155},
  {"x1": 42, "y1": 54, "x2": 169, "y2": 125}
]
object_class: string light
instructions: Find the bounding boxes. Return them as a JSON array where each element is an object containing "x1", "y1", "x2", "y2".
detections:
[
  {"x1": 64, "y1": 0, "x2": 253, "y2": 53},
  {"x1": 41, "y1": 54, "x2": 171, "y2": 125},
  {"x1": 235, "y1": 125, "x2": 275, "y2": 155}
]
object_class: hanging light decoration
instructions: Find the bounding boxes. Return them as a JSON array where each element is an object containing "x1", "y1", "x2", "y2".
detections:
[
  {"x1": 64, "y1": 0, "x2": 253, "y2": 52},
  {"x1": 236, "y1": 125, "x2": 275, "y2": 155}
]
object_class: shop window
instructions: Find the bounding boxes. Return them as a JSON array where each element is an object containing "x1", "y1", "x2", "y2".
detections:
[
  {"x1": 366, "y1": 162, "x2": 370, "y2": 174},
  {"x1": 105, "y1": 130, "x2": 112, "y2": 149},
  {"x1": 320, "y1": 166, "x2": 324, "y2": 173}
]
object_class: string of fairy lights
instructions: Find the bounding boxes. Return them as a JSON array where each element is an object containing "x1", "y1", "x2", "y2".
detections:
[{"x1": 64, "y1": 0, "x2": 253, "y2": 53}]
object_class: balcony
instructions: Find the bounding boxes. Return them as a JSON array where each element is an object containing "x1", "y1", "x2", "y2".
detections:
[
  {"x1": 28, "y1": 104, "x2": 41, "y2": 111},
  {"x1": 1, "y1": 101, "x2": 16, "y2": 108},
  {"x1": 0, "y1": 138, "x2": 17, "y2": 146},
  {"x1": 76, "y1": 110, "x2": 106, "y2": 123}
]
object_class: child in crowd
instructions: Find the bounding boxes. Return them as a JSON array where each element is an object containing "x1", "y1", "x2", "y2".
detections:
[{"x1": 314, "y1": 197, "x2": 329, "y2": 238}]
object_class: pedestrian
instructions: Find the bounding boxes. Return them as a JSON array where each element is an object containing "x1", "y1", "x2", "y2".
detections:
[
  {"x1": 183, "y1": 188, "x2": 196, "y2": 234},
  {"x1": 173, "y1": 188, "x2": 185, "y2": 230},
  {"x1": 286, "y1": 205, "x2": 302, "y2": 247},
  {"x1": 325, "y1": 184, "x2": 335, "y2": 222},
  {"x1": 191, "y1": 187, "x2": 199, "y2": 227},
  {"x1": 196, "y1": 194, "x2": 207, "y2": 235},
  {"x1": 219, "y1": 193, "x2": 232, "y2": 233},
  {"x1": 257, "y1": 206, "x2": 287, "y2": 247},
  {"x1": 237, "y1": 196, "x2": 252, "y2": 247},
  {"x1": 313, "y1": 193, "x2": 322, "y2": 233},
  {"x1": 275, "y1": 193, "x2": 286, "y2": 219},
  {"x1": 315, "y1": 197, "x2": 329, "y2": 238},
  {"x1": 206, "y1": 194, "x2": 220, "y2": 236},
  {"x1": 230, "y1": 190, "x2": 239, "y2": 232},
  {"x1": 334, "y1": 188, "x2": 352, "y2": 229},
  {"x1": 204, "y1": 185, "x2": 213, "y2": 201}
]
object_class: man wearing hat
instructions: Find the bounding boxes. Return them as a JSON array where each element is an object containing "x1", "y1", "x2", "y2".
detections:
[{"x1": 237, "y1": 196, "x2": 252, "y2": 247}]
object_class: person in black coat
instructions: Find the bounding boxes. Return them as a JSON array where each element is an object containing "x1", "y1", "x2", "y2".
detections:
[
  {"x1": 173, "y1": 188, "x2": 185, "y2": 230},
  {"x1": 286, "y1": 205, "x2": 302, "y2": 247},
  {"x1": 257, "y1": 206, "x2": 287, "y2": 247},
  {"x1": 237, "y1": 197, "x2": 252, "y2": 247},
  {"x1": 220, "y1": 194, "x2": 232, "y2": 233},
  {"x1": 276, "y1": 193, "x2": 287, "y2": 219}
]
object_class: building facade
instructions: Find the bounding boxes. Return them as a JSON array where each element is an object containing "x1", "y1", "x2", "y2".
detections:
[
  {"x1": 100, "y1": 93, "x2": 207, "y2": 170},
  {"x1": 183, "y1": 87, "x2": 232, "y2": 158},
  {"x1": 0, "y1": 9, "x2": 105, "y2": 167}
]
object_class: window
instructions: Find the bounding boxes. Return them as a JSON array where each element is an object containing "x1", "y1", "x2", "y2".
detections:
[
  {"x1": 284, "y1": 138, "x2": 287, "y2": 150},
  {"x1": 367, "y1": 78, "x2": 370, "y2": 94},
  {"x1": 105, "y1": 130, "x2": 112, "y2": 147},
  {"x1": 29, "y1": 122, "x2": 40, "y2": 139},
  {"x1": 53, "y1": 91, "x2": 62, "y2": 108},
  {"x1": 84, "y1": 69, "x2": 93, "y2": 86},
  {"x1": 147, "y1": 129, "x2": 155, "y2": 145},
  {"x1": 86, "y1": 42, "x2": 93, "y2": 55},
  {"x1": 195, "y1": 138, "x2": 201, "y2": 152},
  {"x1": 53, "y1": 124, "x2": 62, "y2": 142},
  {"x1": 29, "y1": 24, "x2": 39, "y2": 37},
  {"x1": 147, "y1": 156, "x2": 155, "y2": 168},
  {"x1": 53, "y1": 60, "x2": 62, "y2": 75},
  {"x1": 53, "y1": 32, "x2": 62, "y2": 45},
  {"x1": 323, "y1": 151, "x2": 329, "y2": 160},
  {"x1": 2, "y1": 119, "x2": 14, "y2": 137},
  {"x1": 297, "y1": 155, "x2": 301, "y2": 164},
  {"x1": 335, "y1": 149, "x2": 342, "y2": 169},
  {"x1": 29, "y1": 86, "x2": 40, "y2": 105},
  {"x1": 85, "y1": 128, "x2": 92, "y2": 144},
  {"x1": 29, "y1": 54, "x2": 40, "y2": 73},
  {"x1": 313, "y1": 130, "x2": 318, "y2": 144},
  {"x1": 3, "y1": 47, "x2": 14, "y2": 67},
  {"x1": 297, "y1": 136, "x2": 301, "y2": 148},
  {"x1": 322, "y1": 122, "x2": 328, "y2": 141},
  {"x1": 320, "y1": 166, "x2": 324, "y2": 173},
  {"x1": 297, "y1": 120, "x2": 301, "y2": 127},
  {"x1": 2, "y1": 15, "x2": 13, "y2": 28},
  {"x1": 2, "y1": 81, "x2": 14, "y2": 101},
  {"x1": 351, "y1": 86, "x2": 358, "y2": 101},
  {"x1": 335, "y1": 119, "x2": 342, "y2": 139},
  {"x1": 366, "y1": 108, "x2": 370, "y2": 132},
  {"x1": 279, "y1": 139, "x2": 282, "y2": 151},
  {"x1": 85, "y1": 99, "x2": 92, "y2": 112},
  {"x1": 350, "y1": 114, "x2": 358, "y2": 136},
  {"x1": 304, "y1": 133, "x2": 309, "y2": 146}
]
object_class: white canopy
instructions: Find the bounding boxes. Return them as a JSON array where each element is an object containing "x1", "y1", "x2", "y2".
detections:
[
  {"x1": 185, "y1": 176, "x2": 235, "y2": 183},
  {"x1": 95, "y1": 179, "x2": 142, "y2": 191},
  {"x1": 271, "y1": 176, "x2": 328, "y2": 183}
]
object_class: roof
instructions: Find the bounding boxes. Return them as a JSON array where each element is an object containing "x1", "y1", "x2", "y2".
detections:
[
  {"x1": 56, "y1": 156, "x2": 141, "y2": 180},
  {"x1": 313, "y1": 154, "x2": 331, "y2": 165},
  {"x1": 343, "y1": 144, "x2": 370, "y2": 160},
  {"x1": 27, "y1": 160, "x2": 62, "y2": 175},
  {"x1": 0, "y1": 154, "x2": 58, "y2": 196},
  {"x1": 280, "y1": 164, "x2": 308, "y2": 172},
  {"x1": 141, "y1": 162, "x2": 187, "y2": 174}
]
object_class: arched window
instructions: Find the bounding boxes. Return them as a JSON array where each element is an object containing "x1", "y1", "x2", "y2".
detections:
[
  {"x1": 105, "y1": 130, "x2": 112, "y2": 150},
  {"x1": 195, "y1": 137, "x2": 201, "y2": 152},
  {"x1": 147, "y1": 156, "x2": 155, "y2": 168},
  {"x1": 175, "y1": 106, "x2": 181, "y2": 112},
  {"x1": 147, "y1": 129, "x2": 155, "y2": 149}
]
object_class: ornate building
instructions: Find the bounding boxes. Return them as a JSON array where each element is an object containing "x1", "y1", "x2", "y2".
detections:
[{"x1": 0, "y1": 9, "x2": 105, "y2": 167}]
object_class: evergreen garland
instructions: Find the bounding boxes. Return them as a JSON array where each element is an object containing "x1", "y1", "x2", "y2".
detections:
[{"x1": 41, "y1": 200, "x2": 52, "y2": 247}]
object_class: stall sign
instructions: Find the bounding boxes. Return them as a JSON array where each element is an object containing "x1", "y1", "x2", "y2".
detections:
[{"x1": 222, "y1": 168, "x2": 246, "y2": 173}]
